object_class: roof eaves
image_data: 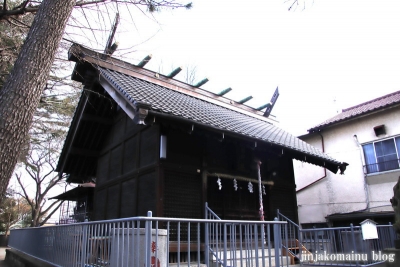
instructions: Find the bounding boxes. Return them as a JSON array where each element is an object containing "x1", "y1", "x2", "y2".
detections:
[
  {"x1": 308, "y1": 101, "x2": 400, "y2": 132},
  {"x1": 342, "y1": 90, "x2": 400, "y2": 112},
  {"x1": 56, "y1": 92, "x2": 89, "y2": 173},
  {"x1": 148, "y1": 109, "x2": 343, "y2": 173}
]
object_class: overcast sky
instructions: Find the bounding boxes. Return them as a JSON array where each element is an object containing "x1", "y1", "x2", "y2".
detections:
[{"x1": 76, "y1": 0, "x2": 400, "y2": 136}]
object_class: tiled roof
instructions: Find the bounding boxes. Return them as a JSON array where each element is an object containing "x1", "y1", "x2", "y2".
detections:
[
  {"x1": 308, "y1": 90, "x2": 400, "y2": 132},
  {"x1": 99, "y1": 67, "x2": 340, "y2": 164}
]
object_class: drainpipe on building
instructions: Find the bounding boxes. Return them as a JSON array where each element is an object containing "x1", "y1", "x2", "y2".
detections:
[
  {"x1": 353, "y1": 134, "x2": 370, "y2": 212},
  {"x1": 296, "y1": 131, "x2": 326, "y2": 193}
]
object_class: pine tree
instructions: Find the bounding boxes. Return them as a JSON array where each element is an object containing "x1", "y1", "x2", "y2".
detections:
[
  {"x1": 0, "y1": 0, "x2": 76, "y2": 202},
  {"x1": 0, "y1": 0, "x2": 192, "y2": 204}
]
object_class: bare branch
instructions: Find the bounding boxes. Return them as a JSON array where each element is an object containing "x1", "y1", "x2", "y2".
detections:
[
  {"x1": 40, "y1": 200, "x2": 63, "y2": 224},
  {"x1": 10, "y1": 17, "x2": 31, "y2": 28},
  {"x1": 0, "y1": 6, "x2": 39, "y2": 20},
  {"x1": 14, "y1": 173, "x2": 34, "y2": 209},
  {"x1": 288, "y1": 0, "x2": 298, "y2": 11},
  {"x1": 75, "y1": 0, "x2": 107, "y2": 7},
  {"x1": 0, "y1": 0, "x2": 192, "y2": 21}
]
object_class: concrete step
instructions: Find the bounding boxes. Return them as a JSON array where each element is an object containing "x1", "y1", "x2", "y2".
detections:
[
  {"x1": 170, "y1": 261, "x2": 294, "y2": 267},
  {"x1": 210, "y1": 249, "x2": 290, "y2": 267},
  {"x1": 210, "y1": 256, "x2": 290, "y2": 267},
  {"x1": 169, "y1": 264, "x2": 207, "y2": 267},
  {"x1": 211, "y1": 248, "x2": 280, "y2": 259}
]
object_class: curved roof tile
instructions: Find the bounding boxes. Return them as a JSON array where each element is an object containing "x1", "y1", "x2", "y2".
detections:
[
  {"x1": 99, "y1": 67, "x2": 339, "y2": 164},
  {"x1": 309, "y1": 90, "x2": 400, "y2": 132}
]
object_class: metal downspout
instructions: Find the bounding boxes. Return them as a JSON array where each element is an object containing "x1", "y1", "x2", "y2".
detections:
[{"x1": 353, "y1": 134, "x2": 370, "y2": 211}]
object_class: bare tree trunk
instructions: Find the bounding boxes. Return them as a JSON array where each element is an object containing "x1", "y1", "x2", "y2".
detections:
[{"x1": 0, "y1": 0, "x2": 76, "y2": 201}]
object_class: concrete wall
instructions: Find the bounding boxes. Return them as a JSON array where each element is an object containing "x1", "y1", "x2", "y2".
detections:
[
  {"x1": 5, "y1": 249, "x2": 56, "y2": 267},
  {"x1": 294, "y1": 105, "x2": 400, "y2": 225}
]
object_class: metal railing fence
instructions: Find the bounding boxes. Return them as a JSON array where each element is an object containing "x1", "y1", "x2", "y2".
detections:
[
  {"x1": 276, "y1": 210, "x2": 301, "y2": 265},
  {"x1": 205, "y1": 202, "x2": 221, "y2": 267},
  {"x1": 299, "y1": 224, "x2": 396, "y2": 267},
  {"x1": 205, "y1": 202, "x2": 221, "y2": 221},
  {"x1": 205, "y1": 203, "x2": 289, "y2": 267},
  {"x1": 276, "y1": 210, "x2": 396, "y2": 267},
  {"x1": 276, "y1": 210, "x2": 300, "y2": 244},
  {"x1": 9, "y1": 210, "x2": 288, "y2": 267}
]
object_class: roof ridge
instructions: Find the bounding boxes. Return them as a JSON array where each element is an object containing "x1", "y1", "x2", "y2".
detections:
[
  {"x1": 308, "y1": 89, "x2": 400, "y2": 132},
  {"x1": 69, "y1": 43, "x2": 276, "y2": 123},
  {"x1": 342, "y1": 90, "x2": 400, "y2": 112}
]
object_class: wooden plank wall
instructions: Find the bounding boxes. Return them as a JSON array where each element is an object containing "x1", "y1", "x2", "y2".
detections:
[{"x1": 93, "y1": 110, "x2": 159, "y2": 220}]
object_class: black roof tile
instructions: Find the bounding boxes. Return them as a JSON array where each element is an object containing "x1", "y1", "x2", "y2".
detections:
[{"x1": 98, "y1": 67, "x2": 340, "y2": 164}]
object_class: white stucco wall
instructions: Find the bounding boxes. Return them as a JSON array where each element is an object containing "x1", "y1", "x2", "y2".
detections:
[{"x1": 294, "y1": 105, "x2": 400, "y2": 225}]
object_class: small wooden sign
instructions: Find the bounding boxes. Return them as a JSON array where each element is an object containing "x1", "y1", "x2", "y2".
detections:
[{"x1": 360, "y1": 219, "x2": 378, "y2": 240}]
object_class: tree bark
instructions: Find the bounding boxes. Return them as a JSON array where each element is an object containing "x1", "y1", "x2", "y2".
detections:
[{"x1": 0, "y1": 0, "x2": 76, "y2": 202}]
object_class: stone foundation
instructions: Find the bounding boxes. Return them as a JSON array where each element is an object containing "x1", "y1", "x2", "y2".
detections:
[{"x1": 5, "y1": 249, "x2": 55, "y2": 267}]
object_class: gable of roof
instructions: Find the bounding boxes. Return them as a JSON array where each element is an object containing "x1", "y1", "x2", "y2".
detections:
[
  {"x1": 58, "y1": 44, "x2": 347, "y2": 175},
  {"x1": 308, "y1": 90, "x2": 400, "y2": 132}
]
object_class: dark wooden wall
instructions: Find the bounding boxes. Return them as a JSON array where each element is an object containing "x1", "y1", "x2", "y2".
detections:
[
  {"x1": 93, "y1": 109, "x2": 159, "y2": 220},
  {"x1": 267, "y1": 155, "x2": 298, "y2": 223},
  {"x1": 91, "y1": 110, "x2": 298, "y2": 224},
  {"x1": 159, "y1": 123, "x2": 298, "y2": 223},
  {"x1": 159, "y1": 125, "x2": 203, "y2": 220}
]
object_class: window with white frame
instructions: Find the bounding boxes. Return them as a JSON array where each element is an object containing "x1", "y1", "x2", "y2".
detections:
[{"x1": 362, "y1": 136, "x2": 400, "y2": 174}]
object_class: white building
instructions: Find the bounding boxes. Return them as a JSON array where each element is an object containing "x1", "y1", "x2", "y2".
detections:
[{"x1": 294, "y1": 90, "x2": 400, "y2": 227}]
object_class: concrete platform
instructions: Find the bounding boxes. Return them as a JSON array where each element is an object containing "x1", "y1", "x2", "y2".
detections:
[{"x1": 0, "y1": 247, "x2": 389, "y2": 267}]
